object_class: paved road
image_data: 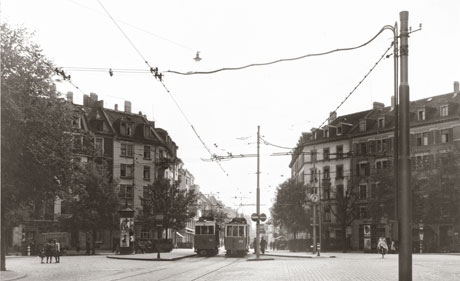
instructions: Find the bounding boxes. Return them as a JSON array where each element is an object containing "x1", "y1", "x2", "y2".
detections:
[{"x1": 3, "y1": 252, "x2": 459, "y2": 281}]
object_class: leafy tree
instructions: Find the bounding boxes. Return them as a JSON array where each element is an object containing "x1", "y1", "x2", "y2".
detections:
[
  {"x1": 140, "y1": 179, "x2": 197, "y2": 239},
  {"x1": 367, "y1": 170, "x2": 396, "y2": 223},
  {"x1": 1, "y1": 23, "x2": 75, "y2": 270},
  {"x1": 60, "y1": 161, "x2": 120, "y2": 254},
  {"x1": 328, "y1": 178, "x2": 360, "y2": 253},
  {"x1": 271, "y1": 178, "x2": 308, "y2": 238}
]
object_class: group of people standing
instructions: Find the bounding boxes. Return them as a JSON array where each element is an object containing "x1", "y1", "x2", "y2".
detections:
[{"x1": 39, "y1": 239, "x2": 61, "y2": 264}]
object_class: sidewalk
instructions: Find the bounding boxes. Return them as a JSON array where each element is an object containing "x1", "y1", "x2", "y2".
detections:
[
  {"x1": 262, "y1": 250, "x2": 336, "y2": 259},
  {"x1": 0, "y1": 270, "x2": 27, "y2": 281},
  {"x1": 106, "y1": 248, "x2": 196, "y2": 261}
]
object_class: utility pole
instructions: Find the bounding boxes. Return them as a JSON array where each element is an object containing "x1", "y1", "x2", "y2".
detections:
[
  {"x1": 256, "y1": 125, "x2": 261, "y2": 259},
  {"x1": 318, "y1": 170, "x2": 321, "y2": 256},
  {"x1": 398, "y1": 11, "x2": 412, "y2": 281},
  {"x1": 393, "y1": 20, "x2": 399, "y2": 226}
]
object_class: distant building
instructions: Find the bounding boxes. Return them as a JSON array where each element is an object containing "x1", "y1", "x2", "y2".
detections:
[{"x1": 290, "y1": 81, "x2": 460, "y2": 252}]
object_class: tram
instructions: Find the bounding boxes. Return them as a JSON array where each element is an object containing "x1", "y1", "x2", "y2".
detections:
[
  {"x1": 194, "y1": 217, "x2": 220, "y2": 256},
  {"x1": 224, "y1": 217, "x2": 250, "y2": 256}
]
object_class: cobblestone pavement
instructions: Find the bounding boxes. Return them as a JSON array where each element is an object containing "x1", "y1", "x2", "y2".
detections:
[{"x1": 2, "y1": 252, "x2": 459, "y2": 281}]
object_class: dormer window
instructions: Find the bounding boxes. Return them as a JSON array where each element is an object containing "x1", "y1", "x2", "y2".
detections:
[
  {"x1": 359, "y1": 120, "x2": 366, "y2": 132},
  {"x1": 337, "y1": 126, "x2": 342, "y2": 136},
  {"x1": 440, "y1": 105, "x2": 448, "y2": 117},
  {"x1": 324, "y1": 128, "x2": 329, "y2": 138},
  {"x1": 144, "y1": 125, "x2": 152, "y2": 138},
  {"x1": 418, "y1": 109, "x2": 425, "y2": 121},
  {"x1": 378, "y1": 117, "x2": 385, "y2": 129},
  {"x1": 72, "y1": 117, "x2": 82, "y2": 129},
  {"x1": 120, "y1": 121, "x2": 133, "y2": 136}
]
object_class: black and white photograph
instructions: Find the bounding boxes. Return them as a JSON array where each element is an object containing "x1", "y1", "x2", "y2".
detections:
[{"x1": 1, "y1": 1, "x2": 459, "y2": 280}]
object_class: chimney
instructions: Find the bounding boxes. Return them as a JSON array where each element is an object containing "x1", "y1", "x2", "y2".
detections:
[
  {"x1": 373, "y1": 102, "x2": 385, "y2": 110},
  {"x1": 114, "y1": 104, "x2": 118, "y2": 111},
  {"x1": 328, "y1": 111, "x2": 337, "y2": 124},
  {"x1": 454, "y1": 81, "x2": 459, "y2": 94},
  {"x1": 124, "y1": 101, "x2": 132, "y2": 113},
  {"x1": 83, "y1": 94, "x2": 90, "y2": 106},
  {"x1": 90, "y1": 92, "x2": 98, "y2": 102},
  {"x1": 139, "y1": 111, "x2": 142, "y2": 115},
  {"x1": 66, "y1": 91, "x2": 74, "y2": 103}
]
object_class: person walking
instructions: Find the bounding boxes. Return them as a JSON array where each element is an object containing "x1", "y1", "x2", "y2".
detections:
[
  {"x1": 260, "y1": 237, "x2": 267, "y2": 254},
  {"x1": 85, "y1": 238, "x2": 91, "y2": 255},
  {"x1": 38, "y1": 244, "x2": 45, "y2": 264},
  {"x1": 253, "y1": 238, "x2": 257, "y2": 254},
  {"x1": 53, "y1": 239, "x2": 61, "y2": 263},
  {"x1": 377, "y1": 237, "x2": 388, "y2": 258},
  {"x1": 45, "y1": 240, "x2": 53, "y2": 263}
]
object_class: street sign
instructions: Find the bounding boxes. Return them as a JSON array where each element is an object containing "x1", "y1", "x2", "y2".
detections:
[
  {"x1": 260, "y1": 213, "x2": 267, "y2": 222},
  {"x1": 257, "y1": 225, "x2": 265, "y2": 233},
  {"x1": 251, "y1": 213, "x2": 258, "y2": 222},
  {"x1": 310, "y1": 194, "x2": 319, "y2": 203}
]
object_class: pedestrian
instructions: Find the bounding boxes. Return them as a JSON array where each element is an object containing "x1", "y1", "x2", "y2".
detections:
[
  {"x1": 390, "y1": 240, "x2": 396, "y2": 254},
  {"x1": 53, "y1": 239, "x2": 60, "y2": 263},
  {"x1": 45, "y1": 240, "x2": 53, "y2": 263},
  {"x1": 260, "y1": 237, "x2": 267, "y2": 254},
  {"x1": 253, "y1": 238, "x2": 257, "y2": 254},
  {"x1": 38, "y1": 244, "x2": 45, "y2": 264},
  {"x1": 85, "y1": 238, "x2": 91, "y2": 255}
]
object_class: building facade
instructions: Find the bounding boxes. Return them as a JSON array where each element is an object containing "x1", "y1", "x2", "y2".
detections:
[{"x1": 290, "y1": 81, "x2": 460, "y2": 252}]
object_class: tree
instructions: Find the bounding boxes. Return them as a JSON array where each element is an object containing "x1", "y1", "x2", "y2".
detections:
[
  {"x1": 1, "y1": 23, "x2": 75, "y2": 270},
  {"x1": 271, "y1": 178, "x2": 308, "y2": 238},
  {"x1": 328, "y1": 178, "x2": 360, "y2": 253},
  {"x1": 140, "y1": 179, "x2": 197, "y2": 239},
  {"x1": 61, "y1": 161, "x2": 120, "y2": 254}
]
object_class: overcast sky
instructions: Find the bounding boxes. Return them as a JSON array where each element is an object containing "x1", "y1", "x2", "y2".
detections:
[{"x1": 3, "y1": 0, "x2": 460, "y2": 217}]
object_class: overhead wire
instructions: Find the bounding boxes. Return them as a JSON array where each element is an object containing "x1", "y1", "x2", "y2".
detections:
[
  {"x1": 95, "y1": 0, "x2": 227, "y2": 175},
  {"x1": 166, "y1": 26, "x2": 390, "y2": 76}
]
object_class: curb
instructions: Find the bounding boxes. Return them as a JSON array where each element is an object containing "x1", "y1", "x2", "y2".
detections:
[
  {"x1": 264, "y1": 254, "x2": 336, "y2": 259},
  {"x1": 106, "y1": 254, "x2": 197, "y2": 261},
  {"x1": 0, "y1": 271, "x2": 27, "y2": 281}
]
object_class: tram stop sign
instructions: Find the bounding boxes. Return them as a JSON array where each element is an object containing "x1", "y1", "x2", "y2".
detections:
[
  {"x1": 260, "y1": 213, "x2": 267, "y2": 222},
  {"x1": 251, "y1": 213, "x2": 258, "y2": 222}
]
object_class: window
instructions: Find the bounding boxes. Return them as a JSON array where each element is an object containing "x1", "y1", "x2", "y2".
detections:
[
  {"x1": 378, "y1": 117, "x2": 385, "y2": 129},
  {"x1": 416, "y1": 133, "x2": 423, "y2": 146},
  {"x1": 423, "y1": 132, "x2": 429, "y2": 146},
  {"x1": 336, "y1": 185, "x2": 344, "y2": 199},
  {"x1": 359, "y1": 207, "x2": 368, "y2": 219},
  {"x1": 440, "y1": 105, "x2": 448, "y2": 117},
  {"x1": 121, "y1": 143, "x2": 134, "y2": 157},
  {"x1": 324, "y1": 128, "x2": 329, "y2": 138},
  {"x1": 358, "y1": 162, "x2": 370, "y2": 176},
  {"x1": 336, "y1": 145, "x2": 343, "y2": 159},
  {"x1": 143, "y1": 166, "x2": 150, "y2": 180},
  {"x1": 72, "y1": 117, "x2": 82, "y2": 128},
  {"x1": 119, "y1": 185, "x2": 133, "y2": 206},
  {"x1": 418, "y1": 109, "x2": 425, "y2": 121},
  {"x1": 359, "y1": 120, "x2": 366, "y2": 132},
  {"x1": 441, "y1": 129, "x2": 449, "y2": 143},
  {"x1": 337, "y1": 126, "x2": 342, "y2": 135},
  {"x1": 336, "y1": 165, "x2": 344, "y2": 179},
  {"x1": 94, "y1": 137, "x2": 104, "y2": 156},
  {"x1": 310, "y1": 168, "x2": 318, "y2": 183},
  {"x1": 311, "y1": 150, "x2": 317, "y2": 162},
  {"x1": 120, "y1": 122, "x2": 133, "y2": 136},
  {"x1": 323, "y1": 148, "x2": 330, "y2": 160},
  {"x1": 360, "y1": 143, "x2": 367, "y2": 155},
  {"x1": 144, "y1": 146, "x2": 151, "y2": 159},
  {"x1": 95, "y1": 120, "x2": 103, "y2": 131},
  {"x1": 120, "y1": 164, "x2": 133, "y2": 178},
  {"x1": 323, "y1": 188, "x2": 330, "y2": 200},
  {"x1": 140, "y1": 228, "x2": 150, "y2": 239},
  {"x1": 359, "y1": 184, "x2": 367, "y2": 199},
  {"x1": 324, "y1": 208, "x2": 331, "y2": 222},
  {"x1": 144, "y1": 125, "x2": 151, "y2": 138},
  {"x1": 323, "y1": 166, "x2": 330, "y2": 179},
  {"x1": 375, "y1": 159, "x2": 389, "y2": 169}
]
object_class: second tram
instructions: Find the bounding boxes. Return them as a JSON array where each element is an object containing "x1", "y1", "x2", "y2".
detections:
[{"x1": 194, "y1": 217, "x2": 219, "y2": 256}]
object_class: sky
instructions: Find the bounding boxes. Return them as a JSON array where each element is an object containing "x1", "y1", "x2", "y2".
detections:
[{"x1": 2, "y1": 0, "x2": 460, "y2": 217}]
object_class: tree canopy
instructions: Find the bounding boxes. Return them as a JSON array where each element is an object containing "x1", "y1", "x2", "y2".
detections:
[
  {"x1": 271, "y1": 178, "x2": 308, "y2": 236},
  {"x1": 140, "y1": 179, "x2": 197, "y2": 238},
  {"x1": 1, "y1": 23, "x2": 75, "y2": 270}
]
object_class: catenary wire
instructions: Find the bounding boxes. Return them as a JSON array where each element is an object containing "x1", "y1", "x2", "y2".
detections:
[
  {"x1": 166, "y1": 26, "x2": 390, "y2": 76},
  {"x1": 96, "y1": 0, "x2": 227, "y2": 175}
]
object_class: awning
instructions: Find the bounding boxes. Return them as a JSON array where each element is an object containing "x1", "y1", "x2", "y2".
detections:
[{"x1": 175, "y1": 232, "x2": 184, "y2": 238}]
